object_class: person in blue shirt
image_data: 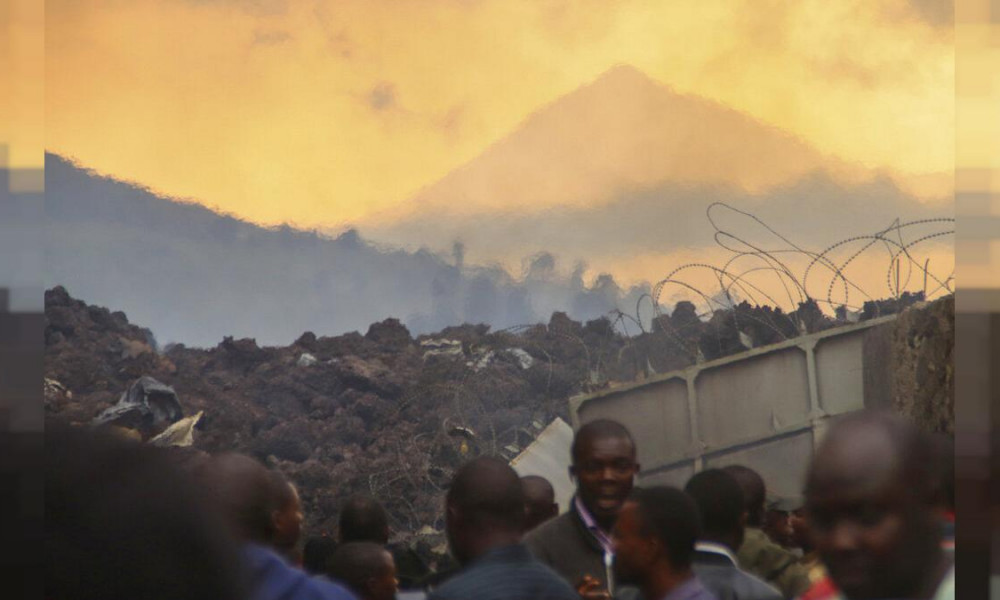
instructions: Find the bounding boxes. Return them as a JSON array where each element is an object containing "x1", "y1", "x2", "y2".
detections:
[{"x1": 204, "y1": 453, "x2": 357, "y2": 600}]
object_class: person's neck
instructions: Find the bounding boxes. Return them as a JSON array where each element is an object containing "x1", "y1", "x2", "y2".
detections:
[
  {"x1": 643, "y1": 565, "x2": 693, "y2": 600},
  {"x1": 461, "y1": 531, "x2": 521, "y2": 565},
  {"x1": 578, "y1": 498, "x2": 615, "y2": 533},
  {"x1": 594, "y1": 514, "x2": 615, "y2": 534}
]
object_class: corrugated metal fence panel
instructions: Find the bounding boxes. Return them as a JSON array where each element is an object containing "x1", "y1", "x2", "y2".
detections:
[
  {"x1": 577, "y1": 377, "x2": 690, "y2": 469},
  {"x1": 814, "y1": 333, "x2": 866, "y2": 415},
  {"x1": 703, "y1": 429, "x2": 815, "y2": 498},
  {"x1": 696, "y1": 348, "x2": 810, "y2": 448},
  {"x1": 639, "y1": 461, "x2": 696, "y2": 488},
  {"x1": 571, "y1": 316, "x2": 898, "y2": 493}
]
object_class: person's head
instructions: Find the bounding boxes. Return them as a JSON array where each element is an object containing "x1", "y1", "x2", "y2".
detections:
[
  {"x1": 45, "y1": 423, "x2": 245, "y2": 600},
  {"x1": 302, "y1": 536, "x2": 339, "y2": 576},
  {"x1": 805, "y1": 410, "x2": 944, "y2": 600},
  {"x1": 684, "y1": 469, "x2": 746, "y2": 552},
  {"x1": 790, "y1": 507, "x2": 810, "y2": 552},
  {"x1": 721, "y1": 465, "x2": 766, "y2": 527},
  {"x1": 521, "y1": 475, "x2": 558, "y2": 533},
  {"x1": 339, "y1": 496, "x2": 390, "y2": 545},
  {"x1": 445, "y1": 456, "x2": 524, "y2": 564},
  {"x1": 329, "y1": 542, "x2": 398, "y2": 600},
  {"x1": 612, "y1": 487, "x2": 700, "y2": 591},
  {"x1": 763, "y1": 498, "x2": 795, "y2": 548},
  {"x1": 268, "y1": 470, "x2": 304, "y2": 554},
  {"x1": 570, "y1": 419, "x2": 639, "y2": 529},
  {"x1": 201, "y1": 453, "x2": 279, "y2": 544}
]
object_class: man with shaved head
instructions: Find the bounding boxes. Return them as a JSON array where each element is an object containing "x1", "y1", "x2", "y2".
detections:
[
  {"x1": 203, "y1": 453, "x2": 355, "y2": 600},
  {"x1": 329, "y1": 542, "x2": 398, "y2": 600},
  {"x1": 339, "y1": 496, "x2": 390, "y2": 545},
  {"x1": 612, "y1": 487, "x2": 716, "y2": 600},
  {"x1": 685, "y1": 469, "x2": 782, "y2": 600},
  {"x1": 522, "y1": 475, "x2": 559, "y2": 533},
  {"x1": 722, "y1": 465, "x2": 809, "y2": 599},
  {"x1": 525, "y1": 419, "x2": 640, "y2": 599},
  {"x1": 803, "y1": 411, "x2": 953, "y2": 600},
  {"x1": 429, "y1": 456, "x2": 577, "y2": 600}
]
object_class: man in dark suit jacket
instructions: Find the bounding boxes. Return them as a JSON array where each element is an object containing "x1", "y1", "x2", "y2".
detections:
[
  {"x1": 685, "y1": 470, "x2": 782, "y2": 600},
  {"x1": 524, "y1": 420, "x2": 640, "y2": 600}
]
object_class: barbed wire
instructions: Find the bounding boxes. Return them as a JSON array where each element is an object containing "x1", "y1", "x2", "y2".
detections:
[
  {"x1": 452, "y1": 203, "x2": 952, "y2": 380},
  {"x1": 606, "y1": 202, "x2": 953, "y2": 367}
]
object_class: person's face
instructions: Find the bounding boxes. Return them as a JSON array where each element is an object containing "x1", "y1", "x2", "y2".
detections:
[
  {"x1": 571, "y1": 436, "x2": 639, "y2": 522},
  {"x1": 611, "y1": 501, "x2": 655, "y2": 586},
  {"x1": 807, "y1": 463, "x2": 937, "y2": 599},
  {"x1": 365, "y1": 552, "x2": 398, "y2": 600},
  {"x1": 789, "y1": 508, "x2": 810, "y2": 550},
  {"x1": 764, "y1": 509, "x2": 793, "y2": 547},
  {"x1": 273, "y1": 486, "x2": 304, "y2": 548}
]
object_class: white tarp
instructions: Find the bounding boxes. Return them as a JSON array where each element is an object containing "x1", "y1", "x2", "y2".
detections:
[{"x1": 509, "y1": 417, "x2": 575, "y2": 513}]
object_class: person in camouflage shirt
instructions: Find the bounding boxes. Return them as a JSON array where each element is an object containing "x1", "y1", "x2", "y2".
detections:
[{"x1": 722, "y1": 466, "x2": 810, "y2": 599}]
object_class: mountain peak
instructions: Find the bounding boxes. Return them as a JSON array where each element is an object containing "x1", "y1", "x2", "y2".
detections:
[
  {"x1": 382, "y1": 64, "x2": 841, "y2": 224},
  {"x1": 591, "y1": 63, "x2": 665, "y2": 89}
]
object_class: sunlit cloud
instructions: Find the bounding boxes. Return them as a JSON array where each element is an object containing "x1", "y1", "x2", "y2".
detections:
[{"x1": 46, "y1": 0, "x2": 953, "y2": 230}]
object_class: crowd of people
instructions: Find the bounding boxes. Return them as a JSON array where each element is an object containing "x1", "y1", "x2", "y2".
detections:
[{"x1": 45, "y1": 409, "x2": 954, "y2": 600}]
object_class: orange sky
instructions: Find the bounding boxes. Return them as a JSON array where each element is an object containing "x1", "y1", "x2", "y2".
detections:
[
  {"x1": 44, "y1": 0, "x2": 954, "y2": 230},
  {"x1": 2, "y1": 0, "x2": 44, "y2": 173}
]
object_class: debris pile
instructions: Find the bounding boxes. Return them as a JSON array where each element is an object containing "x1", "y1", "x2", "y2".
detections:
[{"x1": 44, "y1": 285, "x2": 945, "y2": 565}]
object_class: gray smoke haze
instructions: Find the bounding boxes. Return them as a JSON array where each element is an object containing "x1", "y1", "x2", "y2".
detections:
[
  {"x1": 46, "y1": 153, "x2": 952, "y2": 348},
  {"x1": 0, "y1": 167, "x2": 44, "y2": 311},
  {"x1": 45, "y1": 153, "x2": 652, "y2": 347},
  {"x1": 363, "y1": 170, "x2": 952, "y2": 274}
]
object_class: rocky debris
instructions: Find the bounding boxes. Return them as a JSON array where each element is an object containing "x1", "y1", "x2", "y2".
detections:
[
  {"x1": 45, "y1": 288, "x2": 624, "y2": 567},
  {"x1": 43, "y1": 285, "x2": 945, "y2": 573},
  {"x1": 506, "y1": 348, "x2": 535, "y2": 370},
  {"x1": 468, "y1": 350, "x2": 495, "y2": 372},
  {"x1": 420, "y1": 338, "x2": 463, "y2": 360},
  {"x1": 44, "y1": 378, "x2": 72, "y2": 411},
  {"x1": 297, "y1": 353, "x2": 318, "y2": 367},
  {"x1": 365, "y1": 318, "x2": 413, "y2": 351}
]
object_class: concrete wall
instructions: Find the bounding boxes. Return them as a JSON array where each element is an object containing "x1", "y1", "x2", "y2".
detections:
[
  {"x1": 0, "y1": 289, "x2": 44, "y2": 432},
  {"x1": 569, "y1": 300, "x2": 953, "y2": 497}
]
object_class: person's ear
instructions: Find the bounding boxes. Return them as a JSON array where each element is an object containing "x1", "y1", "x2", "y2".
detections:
[
  {"x1": 740, "y1": 510, "x2": 748, "y2": 528},
  {"x1": 568, "y1": 465, "x2": 577, "y2": 482}
]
